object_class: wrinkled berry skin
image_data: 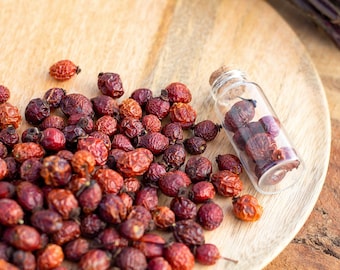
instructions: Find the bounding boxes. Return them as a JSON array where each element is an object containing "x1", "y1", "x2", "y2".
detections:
[
  {"x1": 119, "y1": 218, "x2": 145, "y2": 241},
  {"x1": 47, "y1": 189, "x2": 79, "y2": 219},
  {"x1": 60, "y1": 93, "x2": 94, "y2": 118},
  {"x1": 13, "y1": 143, "x2": 45, "y2": 163},
  {"x1": 0, "y1": 125, "x2": 19, "y2": 148},
  {"x1": 0, "y1": 198, "x2": 24, "y2": 226},
  {"x1": 193, "y1": 120, "x2": 221, "y2": 141},
  {"x1": 0, "y1": 181, "x2": 15, "y2": 198},
  {"x1": 190, "y1": 181, "x2": 215, "y2": 203},
  {"x1": 91, "y1": 94, "x2": 119, "y2": 116},
  {"x1": 211, "y1": 170, "x2": 243, "y2": 197},
  {"x1": 52, "y1": 220, "x2": 81, "y2": 245},
  {"x1": 162, "y1": 122, "x2": 184, "y2": 144},
  {"x1": 21, "y1": 127, "x2": 42, "y2": 143},
  {"x1": 224, "y1": 99, "x2": 256, "y2": 131},
  {"x1": 111, "y1": 134, "x2": 134, "y2": 151},
  {"x1": 37, "y1": 243, "x2": 64, "y2": 270},
  {"x1": 216, "y1": 153, "x2": 243, "y2": 174},
  {"x1": 135, "y1": 186, "x2": 158, "y2": 211},
  {"x1": 95, "y1": 115, "x2": 118, "y2": 137},
  {"x1": 152, "y1": 206, "x2": 176, "y2": 230},
  {"x1": 170, "y1": 196, "x2": 197, "y2": 220},
  {"x1": 25, "y1": 98, "x2": 50, "y2": 125},
  {"x1": 158, "y1": 170, "x2": 191, "y2": 197},
  {"x1": 119, "y1": 98, "x2": 143, "y2": 119},
  {"x1": 80, "y1": 213, "x2": 106, "y2": 237},
  {"x1": 145, "y1": 96, "x2": 170, "y2": 120},
  {"x1": 16, "y1": 181, "x2": 44, "y2": 211},
  {"x1": 115, "y1": 247, "x2": 147, "y2": 270},
  {"x1": 77, "y1": 136, "x2": 108, "y2": 166},
  {"x1": 96, "y1": 227, "x2": 128, "y2": 251},
  {"x1": 0, "y1": 102, "x2": 22, "y2": 129},
  {"x1": 138, "y1": 132, "x2": 169, "y2": 155},
  {"x1": 93, "y1": 168, "x2": 124, "y2": 195},
  {"x1": 232, "y1": 194, "x2": 263, "y2": 222},
  {"x1": 40, "y1": 127, "x2": 66, "y2": 152},
  {"x1": 195, "y1": 243, "x2": 221, "y2": 265},
  {"x1": 99, "y1": 194, "x2": 127, "y2": 224},
  {"x1": 142, "y1": 114, "x2": 162, "y2": 133},
  {"x1": 43, "y1": 87, "x2": 66, "y2": 108},
  {"x1": 165, "y1": 82, "x2": 192, "y2": 103},
  {"x1": 0, "y1": 85, "x2": 10, "y2": 103},
  {"x1": 133, "y1": 233, "x2": 166, "y2": 259},
  {"x1": 49, "y1": 59, "x2": 80, "y2": 81},
  {"x1": 12, "y1": 249, "x2": 36, "y2": 270},
  {"x1": 30, "y1": 209, "x2": 63, "y2": 234},
  {"x1": 173, "y1": 219, "x2": 205, "y2": 246},
  {"x1": 117, "y1": 148, "x2": 153, "y2": 177},
  {"x1": 127, "y1": 205, "x2": 152, "y2": 231},
  {"x1": 245, "y1": 133, "x2": 277, "y2": 162},
  {"x1": 64, "y1": 238, "x2": 90, "y2": 262},
  {"x1": 78, "y1": 181, "x2": 102, "y2": 214},
  {"x1": 143, "y1": 162, "x2": 166, "y2": 185},
  {"x1": 130, "y1": 88, "x2": 153, "y2": 107},
  {"x1": 79, "y1": 249, "x2": 111, "y2": 270},
  {"x1": 0, "y1": 158, "x2": 8, "y2": 181},
  {"x1": 185, "y1": 156, "x2": 212, "y2": 182},
  {"x1": 98, "y1": 72, "x2": 124, "y2": 99},
  {"x1": 164, "y1": 242, "x2": 195, "y2": 270},
  {"x1": 148, "y1": 257, "x2": 172, "y2": 270},
  {"x1": 162, "y1": 143, "x2": 186, "y2": 169},
  {"x1": 197, "y1": 201, "x2": 224, "y2": 230},
  {"x1": 3, "y1": 225, "x2": 41, "y2": 251},
  {"x1": 170, "y1": 102, "x2": 197, "y2": 129},
  {"x1": 184, "y1": 136, "x2": 207, "y2": 155},
  {"x1": 119, "y1": 117, "x2": 145, "y2": 139},
  {"x1": 40, "y1": 155, "x2": 72, "y2": 187}
]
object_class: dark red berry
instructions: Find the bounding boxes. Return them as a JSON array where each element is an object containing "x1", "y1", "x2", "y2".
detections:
[
  {"x1": 91, "y1": 94, "x2": 119, "y2": 116},
  {"x1": 60, "y1": 93, "x2": 94, "y2": 118},
  {"x1": 97, "y1": 72, "x2": 124, "y2": 99},
  {"x1": 25, "y1": 98, "x2": 50, "y2": 125},
  {"x1": 170, "y1": 196, "x2": 197, "y2": 220},
  {"x1": 43, "y1": 87, "x2": 66, "y2": 108},
  {"x1": 162, "y1": 122, "x2": 184, "y2": 144},
  {"x1": 173, "y1": 219, "x2": 205, "y2": 246},
  {"x1": 185, "y1": 156, "x2": 212, "y2": 182},
  {"x1": 197, "y1": 201, "x2": 224, "y2": 230},
  {"x1": 216, "y1": 153, "x2": 243, "y2": 174},
  {"x1": 184, "y1": 136, "x2": 207, "y2": 155},
  {"x1": 165, "y1": 82, "x2": 192, "y2": 103},
  {"x1": 162, "y1": 143, "x2": 186, "y2": 169},
  {"x1": 130, "y1": 88, "x2": 153, "y2": 107},
  {"x1": 193, "y1": 120, "x2": 221, "y2": 141}
]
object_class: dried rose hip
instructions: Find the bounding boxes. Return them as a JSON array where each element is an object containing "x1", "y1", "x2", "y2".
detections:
[
  {"x1": 80, "y1": 213, "x2": 106, "y2": 237},
  {"x1": 0, "y1": 85, "x2": 10, "y2": 103},
  {"x1": 11, "y1": 250, "x2": 36, "y2": 270},
  {"x1": 259, "y1": 115, "x2": 281, "y2": 137},
  {"x1": 184, "y1": 136, "x2": 207, "y2": 155},
  {"x1": 211, "y1": 170, "x2": 243, "y2": 197},
  {"x1": 190, "y1": 181, "x2": 215, "y2": 203},
  {"x1": 173, "y1": 219, "x2": 205, "y2": 246},
  {"x1": 21, "y1": 127, "x2": 42, "y2": 143},
  {"x1": 119, "y1": 116, "x2": 145, "y2": 138},
  {"x1": 152, "y1": 206, "x2": 176, "y2": 230},
  {"x1": 77, "y1": 136, "x2": 108, "y2": 166},
  {"x1": 79, "y1": 249, "x2": 111, "y2": 270},
  {"x1": 64, "y1": 238, "x2": 90, "y2": 262},
  {"x1": 142, "y1": 114, "x2": 162, "y2": 133},
  {"x1": 169, "y1": 102, "x2": 197, "y2": 129},
  {"x1": 90, "y1": 131, "x2": 111, "y2": 149},
  {"x1": 0, "y1": 181, "x2": 15, "y2": 198},
  {"x1": 99, "y1": 194, "x2": 127, "y2": 224},
  {"x1": 0, "y1": 259, "x2": 19, "y2": 270},
  {"x1": 224, "y1": 99, "x2": 256, "y2": 131},
  {"x1": 143, "y1": 162, "x2": 167, "y2": 185},
  {"x1": 60, "y1": 93, "x2": 94, "y2": 118},
  {"x1": 130, "y1": 88, "x2": 153, "y2": 107},
  {"x1": 195, "y1": 243, "x2": 238, "y2": 265},
  {"x1": 119, "y1": 192, "x2": 134, "y2": 213},
  {"x1": 232, "y1": 125, "x2": 253, "y2": 151},
  {"x1": 63, "y1": 125, "x2": 87, "y2": 146},
  {"x1": 3, "y1": 225, "x2": 41, "y2": 251},
  {"x1": 119, "y1": 218, "x2": 145, "y2": 241},
  {"x1": 96, "y1": 227, "x2": 128, "y2": 251},
  {"x1": 106, "y1": 148, "x2": 125, "y2": 169},
  {"x1": 119, "y1": 98, "x2": 143, "y2": 119},
  {"x1": 16, "y1": 181, "x2": 44, "y2": 211},
  {"x1": 133, "y1": 233, "x2": 166, "y2": 259},
  {"x1": 78, "y1": 180, "x2": 102, "y2": 214},
  {"x1": 0, "y1": 141, "x2": 7, "y2": 158},
  {"x1": 122, "y1": 177, "x2": 141, "y2": 193},
  {"x1": 25, "y1": 98, "x2": 50, "y2": 125},
  {"x1": 0, "y1": 102, "x2": 21, "y2": 129},
  {"x1": 43, "y1": 87, "x2": 66, "y2": 108},
  {"x1": 185, "y1": 156, "x2": 212, "y2": 182},
  {"x1": 232, "y1": 194, "x2": 263, "y2": 221},
  {"x1": 170, "y1": 196, "x2": 197, "y2": 220},
  {"x1": 162, "y1": 143, "x2": 186, "y2": 169},
  {"x1": 52, "y1": 220, "x2": 81, "y2": 245},
  {"x1": 95, "y1": 115, "x2": 118, "y2": 136},
  {"x1": 12, "y1": 142, "x2": 45, "y2": 163},
  {"x1": 67, "y1": 114, "x2": 94, "y2": 134},
  {"x1": 37, "y1": 243, "x2": 64, "y2": 269},
  {"x1": 40, "y1": 115, "x2": 66, "y2": 131},
  {"x1": 216, "y1": 153, "x2": 243, "y2": 174},
  {"x1": 4, "y1": 156, "x2": 19, "y2": 180},
  {"x1": 161, "y1": 122, "x2": 184, "y2": 144},
  {"x1": 116, "y1": 148, "x2": 153, "y2": 177},
  {"x1": 197, "y1": 201, "x2": 224, "y2": 230},
  {"x1": 165, "y1": 82, "x2": 192, "y2": 103},
  {"x1": 71, "y1": 149, "x2": 96, "y2": 177},
  {"x1": 40, "y1": 127, "x2": 66, "y2": 151},
  {"x1": 91, "y1": 94, "x2": 119, "y2": 116},
  {"x1": 158, "y1": 170, "x2": 191, "y2": 197},
  {"x1": 127, "y1": 205, "x2": 153, "y2": 230},
  {"x1": 164, "y1": 242, "x2": 195, "y2": 270},
  {"x1": 0, "y1": 198, "x2": 24, "y2": 226},
  {"x1": 66, "y1": 176, "x2": 88, "y2": 194},
  {"x1": 30, "y1": 209, "x2": 63, "y2": 234},
  {"x1": 138, "y1": 132, "x2": 169, "y2": 155},
  {"x1": 97, "y1": 72, "x2": 124, "y2": 99},
  {"x1": 93, "y1": 168, "x2": 124, "y2": 194},
  {"x1": 47, "y1": 188, "x2": 79, "y2": 219},
  {"x1": 0, "y1": 158, "x2": 8, "y2": 181},
  {"x1": 40, "y1": 155, "x2": 72, "y2": 187},
  {"x1": 49, "y1": 59, "x2": 80, "y2": 81},
  {"x1": 148, "y1": 257, "x2": 172, "y2": 270},
  {"x1": 135, "y1": 186, "x2": 158, "y2": 211},
  {"x1": 111, "y1": 134, "x2": 134, "y2": 151},
  {"x1": 0, "y1": 125, "x2": 19, "y2": 148},
  {"x1": 193, "y1": 120, "x2": 221, "y2": 141},
  {"x1": 115, "y1": 247, "x2": 147, "y2": 270},
  {"x1": 245, "y1": 133, "x2": 277, "y2": 162},
  {"x1": 145, "y1": 95, "x2": 171, "y2": 120}
]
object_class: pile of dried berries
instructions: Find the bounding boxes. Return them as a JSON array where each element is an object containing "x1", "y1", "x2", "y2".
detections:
[{"x1": 0, "y1": 61, "x2": 263, "y2": 270}]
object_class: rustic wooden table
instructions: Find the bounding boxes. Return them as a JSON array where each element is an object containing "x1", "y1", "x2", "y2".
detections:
[{"x1": 265, "y1": 1, "x2": 340, "y2": 269}]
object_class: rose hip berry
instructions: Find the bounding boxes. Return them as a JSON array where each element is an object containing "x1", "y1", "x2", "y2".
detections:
[
  {"x1": 130, "y1": 88, "x2": 153, "y2": 107},
  {"x1": 64, "y1": 238, "x2": 90, "y2": 262},
  {"x1": 135, "y1": 186, "x2": 158, "y2": 211},
  {"x1": 3, "y1": 225, "x2": 41, "y2": 251},
  {"x1": 49, "y1": 59, "x2": 80, "y2": 81},
  {"x1": 60, "y1": 93, "x2": 94, "y2": 118},
  {"x1": 158, "y1": 170, "x2": 191, "y2": 197},
  {"x1": 161, "y1": 122, "x2": 184, "y2": 144},
  {"x1": 165, "y1": 82, "x2": 192, "y2": 103},
  {"x1": 16, "y1": 181, "x2": 44, "y2": 211},
  {"x1": 170, "y1": 196, "x2": 197, "y2": 220},
  {"x1": 95, "y1": 115, "x2": 118, "y2": 136},
  {"x1": 39, "y1": 115, "x2": 66, "y2": 131},
  {"x1": 25, "y1": 98, "x2": 50, "y2": 125},
  {"x1": 79, "y1": 249, "x2": 111, "y2": 270},
  {"x1": 184, "y1": 136, "x2": 207, "y2": 155},
  {"x1": 40, "y1": 155, "x2": 72, "y2": 187},
  {"x1": 119, "y1": 218, "x2": 145, "y2": 241},
  {"x1": 174, "y1": 219, "x2": 205, "y2": 247},
  {"x1": 245, "y1": 133, "x2": 277, "y2": 162},
  {"x1": 224, "y1": 99, "x2": 256, "y2": 131},
  {"x1": 0, "y1": 125, "x2": 19, "y2": 148},
  {"x1": 111, "y1": 134, "x2": 134, "y2": 151},
  {"x1": 97, "y1": 72, "x2": 124, "y2": 99},
  {"x1": 96, "y1": 227, "x2": 128, "y2": 252},
  {"x1": 40, "y1": 127, "x2": 66, "y2": 151},
  {"x1": 93, "y1": 168, "x2": 124, "y2": 194},
  {"x1": 117, "y1": 148, "x2": 153, "y2": 177},
  {"x1": 0, "y1": 181, "x2": 15, "y2": 198},
  {"x1": 133, "y1": 233, "x2": 166, "y2": 259},
  {"x1": 80, "y1": 213, "x2": 106, "y2": 237},
  {"x1": 138, "y1": 132, "x2": 169, "y2": 155},
  {"x1": 232, "y1": 194, "x2": 263, "y2": 221},
  {"x1": 164, "y1": 242, "x2": 195, "y2": 270},
  {"x1": 216, "y1": 153, "x2": 243, "y2": 174},
  {"x1": 0, "y1": 158, "x2": 8, "y2": 180},
  {"x1": 91, "y1": 94, "x2": 119, "y2": 116},
  {"x1": 169, "y1": 102, "x2": 197, "y2": 129},
  {"x1": 145, "y1": 95, "x2": 171, "y2": 120},
  {"x1": 193, "y1": 119, "x2": 221, "y2": 141},
  {"x1": 142, "y1": 114, "x2": 162, "y2": 133},
  {"x1": 78, "y1": 181, "x2": 102, "y2": 214},
  {"x1": 0, "y1": 85, "x2": 10, "y2": 103},
  {"x1": 197, "y1": 201, "x2": 224, "y2": 230},
  {"x1": 185, "y1": 156, "x2": 212, "y2": 182},
  {"x1": 77, "y1": 136, "x2": 108, "y2": 166},
  {"x1": 52, "y1": 220, "x2": 81, "y2": 245},
  {"x1": 119, "y1": 98, "x2": 143, "y2": 119},
  {"x1": 152, "y1": 206, "x2": 176, "y2": 230},
  {"x1": 12, "y1": 250, "x2": 36, "y2": 270},
  {"x1": 30, "y1": 209, "x2": 63, "y2": 234},
  {"x1": 119, "y1": 117, "x2": 145, "y2": 139},
  {"x1": 162, "y1": 143, "x2": 186, "y2": 169},
  {"x1": 259, "y1": 115, "x2": 281, "y2": 137},
  {"x1": 43, "y1": 87, "x2": 66, "y2": 108},
  {"x1": 37, "y1": 244, "x2": 64, "y2": 270},
  {"x1": 71, "y1": 149, "x2": 96, "y2": 177},
  {"x1": 115, "y1": 247, "x2": 147, "y2": 270},
  {"x1": 0, "y1": 102, "x2": 22, "y2": 129},
  {"x1": 47, "y1": 188, "x2": 79, "y2": 219},
  {"x1": 0, "y1": 198, "x2": 24, "y2": 226},
  {"x1": 211, "y1": 170, "x2": 243, "y2": 197},
  {"x1": 195, "y1": 243, "x2": 238, "y2": 265},
  {"x1": 190, "y1": 181, "x2": 216, "y2": 203},
  {"x1": 148, "y1": 257, "x2": 172, "y2": 270},
  {"x1": 99, "y1": 194, "x2": 127, "y2": 224},
  {"x1": 143, "y1": 162, "x2": 167, "y2": 185}
]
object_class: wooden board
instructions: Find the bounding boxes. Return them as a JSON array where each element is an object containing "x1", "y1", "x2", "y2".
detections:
[{"x1": 0, "y1": 0, "x2": 331, "y2": 269}]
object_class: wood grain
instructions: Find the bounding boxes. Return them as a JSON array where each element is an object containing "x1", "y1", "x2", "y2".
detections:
[{"x1": 0, "y1": 0, "x2": 331, "y2": 269}]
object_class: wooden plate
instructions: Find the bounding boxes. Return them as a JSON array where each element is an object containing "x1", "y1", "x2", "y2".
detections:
[{"x1": 0, "y1": 0, "x2": 331, "y2": 269}]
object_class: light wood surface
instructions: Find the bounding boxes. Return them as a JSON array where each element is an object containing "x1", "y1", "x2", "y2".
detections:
[{"x1": 0, "y1": 1, "x2": 332, "y2": 269}]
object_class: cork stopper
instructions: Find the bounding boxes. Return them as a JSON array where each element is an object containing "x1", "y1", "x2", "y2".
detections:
[{"x1": 209, "y1": 65, "x2": 232, "y2": 86}]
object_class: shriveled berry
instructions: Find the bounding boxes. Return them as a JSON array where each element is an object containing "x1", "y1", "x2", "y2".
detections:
[
  {"x1": 0, "y1": 198, "x2": 24, "y2": 226},
  {"x1": 96, "y1": 227, "x2": 128, "y2": 251},
  {"x1": 77, "y1": 136, "x2": 108, "y2": 166},
  {"x1": 78, "y1": 180, "x2": 102, "y2": 214},
  {"x1": 71, "y1": 149, "x2": 96, "y2": 177},
  {"x1": 158, "y1": 170, "x2": 191, "y2": 197},
  {"x1": 232, "y1": 194, "x2": 263, "y2": 221},
  {"x1": 67, "y1": 114, "x2": 94, "y2": 134},
  {"x1": 63, "y1": 125, "x2": 87, "y2": 145},
  {"x1": 169, "y1": 102, "x2": 197, "y2": 129},
  {"x1": 173, "y1": 219, "x2": 205, "y2": 246},
  {"x1": 47, "y1": 189, "x2": 79, "y2": 219},
  {"x1": 259, "y1": 115, "x2": 281, "y2": 137},
  {"x1": 66, "y1": 176, "x2": 88, "y2": 194},
  {"x1": 224, "y1": 99, "x2": 256, "y2": 131},
  {"x1": 152, "y1": 206, "x2": 175, "y2": 230},
  {"x1": 148, "y1": 257, "x2": 172, "y2": 270},
  {"x1": 43, "y1": 87, "x2": 66, "y2": 108},
  {"x1": 211, "y1": 170, "x2": 243, "y2": 197},
  {"x1": 130, "y1": 88, "x2": 153, "y2": 107},
  {"x1": 162, "y1": 143, "x2": 186, "y2": 169},
  {"x1": 40, "y1": 155, "x2": 72, "y2": 187},
  {"x1": 119, "y1": 98, "x2": 143, "y2": 119},
  {"x1": 0, "y1": 181, "x2": 15, "y2": 198},
  {"x1": 30, "y1": 209, "x2": 63, "y2": 234},
  {"x1": 133, "y1": 233, "x2": 166, "y2": 259},
  {"x1": 99, "y1": 194, "x2": 127, "y2": 224},
  {"x1": 119, "y1": 116, "x2": 145, "y2": 138},
  {"x1": 0, "y1": 259, "x2": 19, "y2": 270},
  {"x1": 16, "y1": 181, "x2": 44, "y2": 211},
  {"x1": 127, "y1": 205, "x2": 152, "y2": 231},
  {"x1": 56, "y1": 149, "x2": 74, "y2": 161},
  {"x1": 195, "y1": 243, "x2": 221, "y2": 265},
  {"x1": 37, "y1": 244, "x2": 64, "y2": 270},
  {"x1": 143, "y1": 162, "x2": 166, "y2": 185},
  {"x1": 25, "y1": 98, "x2": 50, "y2": 125},
  {"x1": 0, "y1": 158, "x2": 8, "y2": 181},
  {"x1": 115, "y1": 247, "x2": 147, "y2": 270},
  {"x1": 21, "y1": 127, "x2": 42, "y2": 143},
  {"x1": 12, "y1": 250, "x2": 36, "y2": 270},
  {"x1": 93, "y1": 168, "x2": 124, "y2": 194},
  {"x1": 122, "y1": 177, "x2": 141, "y2": 193},
  {"x1": 0, "y1": 125, "x2": 19, "y2": 148},
  {"x1": 119, "y1": 218, "x2": 145, "y2": 241},
  {"x1": 95, "y1": 115, "x2": 118, "y2": 136},
  {"x1": 12, "y1": 142, "x2": 45, "y2": 163},
  {"x1": 4, "y1": 156, "x2": 19, "y2": 180},
  {"x1": 90, "y1": 131, "x2": 111, "y2": 149},
  {"x1": 0, "y1": 242, "x2": 13, "y2": 261},
  {"x1": 145, "y1": 96, "x2": 170, "y2": 120},
  {"x1": 97, "y1": 72, "x2": 124, "y2": 98},
  {"x1": 245, "y1": 133, "x2": 277, "y2": 162},
  {"x1": 79, "y1": 249, "x2": 111, "y2": 270},
  {"x1": 184, "y1": 136, "x2": 207, "y2": 155},
  {"x1": 64, "y1": 238, "x2": 90, "y2": 262},
  {"x1": 119, "y1": 192, "x2": 134, "y2": 212},
  {"x1": 3, "y1": 225, "x2": 41, "y2": 251},
  {"x1": 117, "y1": 148, "x2": 153, "y2": 177},
  {"x1": 40, "y1": 127, "x2": 66, "y2": 151},
  {"x1": 193, "y1": 120, "x2": 221, "y2": 141},
  {"x1": 91, "y1": 94, "x2": 119, "y2": 116},
  {"x1": 197, "y1": 201, "x2": 224, "y2": 230},
  {"x1": 52, "y1": 220, "x2": 81, "y2": 245},
  {"x1": 138, "y1": 132, "x2": 169, "y2": 155},
  {"x1": 80, "y1": 213, "x2": 106, "y2": 237},
  {"x1": 111, "y1": 134, "x2": 134, "y2": 151},
  {"x1": 142, "y1": 114, "x2": 162, "y2": 133},
  {"x1": 190, "y1": 181, "x2": 215, "y2": 203},
  {"x1": 170, "y1": 196, "x2": 197, "y2": 220},
  {"x1": 162, "y1": 122, "x2": 184, "y2": 144},
  {"x1": 0, "y1": 141, "x2": 8, "y2": 158},
  {"x1": 49, "y1": 59, "x2": 80, "y2": 81},
  {"x1": 165, "y1": 82, "x2": 192, "y2": 103},
  {"x1": 164, "y1": 242, "x2": 195, "y2": 270},
  {"x1": 40, "y1": 115, "x2": 66, "y2": 131},
  {"x1": 60, "y1": 93, "x2": 94, "y2": 118},
  {"x1": 135, "y1": 186, "x2": 158, "y2": 211},
  {"x1": 0, "y1": 85, "x2": 10, "y2": 103},
  {"x1": 232, "y1": 125, "x2": 253, "y2": 151},
  {"x1": 0, "y1": 102, "x2": 22, "y2": 129},
  {"x1": 106, "y1": 148, "x2": 125, "y2": 169},
  {"x1": 216, "y1": 153, "x2": 243, "y2": 174},
  {"x1": 185, "y1": 156, "x2": 212, "y2": 182}
]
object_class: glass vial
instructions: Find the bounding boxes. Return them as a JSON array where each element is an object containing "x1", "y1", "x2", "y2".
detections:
[{"x1": 209, "y1": 66, "x2": 302, "y2": 194}]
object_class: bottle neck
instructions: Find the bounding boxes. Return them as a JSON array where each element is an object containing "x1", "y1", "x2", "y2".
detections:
[{"x1": 211, "y1": 69, "x2": 247, "y2": 101}]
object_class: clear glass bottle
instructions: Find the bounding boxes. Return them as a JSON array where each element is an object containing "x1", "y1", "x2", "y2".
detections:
[{"x1": 209, "y1": 66, "x2": 302, "y2": 194}]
